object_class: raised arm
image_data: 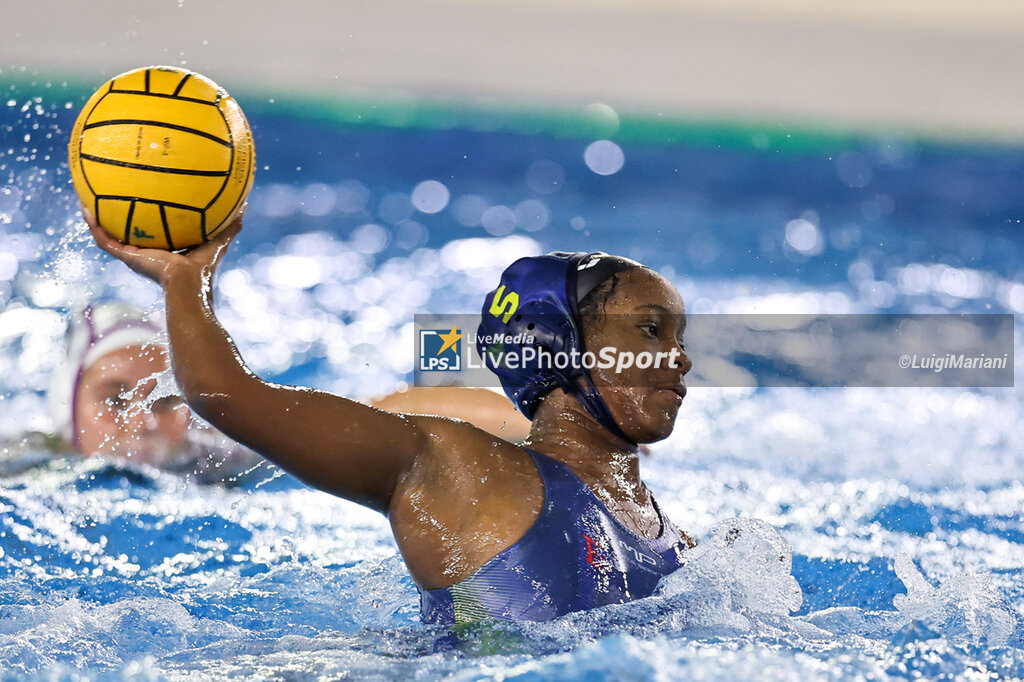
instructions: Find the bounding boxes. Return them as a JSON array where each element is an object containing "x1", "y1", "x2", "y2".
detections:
[{"x1": 86, "y1": 213, "x2": 424, "y2": 511}]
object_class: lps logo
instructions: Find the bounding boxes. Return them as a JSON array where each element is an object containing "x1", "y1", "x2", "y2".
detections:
[{"x1": 419, "y1": 325, "x2": 463, "y2": 371}]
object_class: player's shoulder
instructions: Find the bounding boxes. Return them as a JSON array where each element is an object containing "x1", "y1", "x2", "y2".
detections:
[{"x1": 400, "y1": 412, "x2": 535, "y2": 484}]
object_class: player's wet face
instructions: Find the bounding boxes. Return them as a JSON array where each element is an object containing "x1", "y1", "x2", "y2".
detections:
[
  {"x1": 74, "y1": 345, "x2": 191, "y2": 466},
  {"x1": 582, "y1": 269, "x2": 691, "y2": 443}
]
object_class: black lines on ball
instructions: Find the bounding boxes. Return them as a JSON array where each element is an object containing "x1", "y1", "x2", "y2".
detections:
[
  {"x1": 172, "y1": 73, "x2": 192, "y2": 97},
  {"x1": 159, "y1": 204, "x2": 175, "y2": 250},
  {"x1": 80, "y1": 154, "x2": 230, "y2": 177},
  {"x1": 124, "y1": 199, "x2": 136, "y2": 244},
  {"x1": 87, "y1": 84, "x2": 115, "y2": 130},
  {"x1": 202, "y1": 102, "x2": 235, "y2": 213},
  {"x1": 82, "y1": 119, "x2": 231, "y2": 146},
  {"x1": 94, "y1": 195, "x2": 204, "y2": 213},
  {"x1": 77, "y1": 140, "x2": 99, "y2": 209},
  {"x1": 107, "y1": 89, "x2": 219, "y2": 106}
]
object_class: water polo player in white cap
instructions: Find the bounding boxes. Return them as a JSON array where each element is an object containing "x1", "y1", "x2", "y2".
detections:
[{"x1": 48, "y1": 301, "x2": 190, "y2": 467}]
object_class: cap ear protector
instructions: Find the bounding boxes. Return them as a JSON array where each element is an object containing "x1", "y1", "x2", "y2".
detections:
[{"x1": 478, "y1": 251, "x2": 642, "y2": 442}]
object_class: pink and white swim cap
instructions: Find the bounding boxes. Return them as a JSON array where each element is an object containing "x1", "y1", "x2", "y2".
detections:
[{"x1": 48, "y1": 302, "x2": 165, "y2": 445}]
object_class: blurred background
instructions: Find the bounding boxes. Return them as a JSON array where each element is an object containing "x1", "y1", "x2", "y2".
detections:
[
  {"x1": 5, "y1": 0, "x2": 1024, "y2": 140},
  {"x1": 1, "y1": 2, "x2": 1023, "y2": 679}
]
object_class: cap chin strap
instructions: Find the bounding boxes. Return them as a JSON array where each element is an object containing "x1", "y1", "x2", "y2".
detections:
[
  {"x1": 554, "y1": 370, "x2": 636, "y2": 445},
  {"x1": 567, "y1": 252, "x2": 639, "y2": 445}
]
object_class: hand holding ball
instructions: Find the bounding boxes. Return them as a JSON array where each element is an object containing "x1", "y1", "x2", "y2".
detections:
[{"x1": 69, "y1": 66, "x2": 255, "y2": 250}]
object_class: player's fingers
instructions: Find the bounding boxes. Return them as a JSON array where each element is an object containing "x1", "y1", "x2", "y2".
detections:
[
  {"x1": 210, "y1": 222, "x2": 241, "y2": 268},
  {"x1": 86, "y1": 211, "x2": 132, "y2": 257},
  {"x1": 85, "y1": 209, "x2": 177, "y2": 283},
  {"x1": 215, "y1": 215, "x2": 243, "y2": 244},
  {"x1": 81, "y1": 206, "x2": 99, "y2": 229}
]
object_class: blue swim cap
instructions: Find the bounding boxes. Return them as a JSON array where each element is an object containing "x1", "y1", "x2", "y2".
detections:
[{"x1": 477, "y1": 251, "x2": 642, "y2": 442}]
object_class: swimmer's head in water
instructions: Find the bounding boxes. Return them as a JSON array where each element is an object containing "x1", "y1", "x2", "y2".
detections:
[
  {"x1": 478, "y1": 252, "x2": 688, "y2": 443},
  {"x1": 49, "y1": 303, "x2": 190, "y2": 465}
]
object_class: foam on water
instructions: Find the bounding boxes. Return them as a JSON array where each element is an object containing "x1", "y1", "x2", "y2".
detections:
[
  {"x1": 1, "y1": 453, "x2": 1023, "y2": 679},
  {"x1": 1, "y1": 83, "x2": 1023, "y2": 679},
  {"x1": 893, "y1": 554, "x2": 1015, "y2": 647},
  {"x1": 656, "y1": 518, "x2": 805, "y2": 634}
]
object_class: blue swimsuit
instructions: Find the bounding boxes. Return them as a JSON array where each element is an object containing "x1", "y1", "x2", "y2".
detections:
[{"x1": 418, "y1": 449, "x2": 690, "y2": 624}]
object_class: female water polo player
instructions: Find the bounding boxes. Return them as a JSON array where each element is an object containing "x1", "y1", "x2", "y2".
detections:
[
  {"x1": 3, "y1": 301, "x2": 195, "y2": 475},
  {"x1": 49, "y1": 301, "x2": 193, "y2": 467},
  {"x1": 86, "y1": 210, "x2": 695, "y2": 624},
  {"x1": 17, "y1": 300, "x2": 258, "y2": 481}
]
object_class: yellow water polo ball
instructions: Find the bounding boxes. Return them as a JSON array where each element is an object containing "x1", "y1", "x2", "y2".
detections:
[{"x1": 69, "y1": 65, "x2": 255, "y2": 250}]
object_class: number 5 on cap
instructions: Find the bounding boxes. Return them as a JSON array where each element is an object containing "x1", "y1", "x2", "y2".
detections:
[{"x1": 489, "y1": 285, "x2": 519, "y2": 323}]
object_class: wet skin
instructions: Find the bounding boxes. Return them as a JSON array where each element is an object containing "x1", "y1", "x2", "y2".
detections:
[
  {"x1": 87, "y1": 212, "x2": 692, "y2": 589},
  {"x1": 75, "y1": 344, "x2": 190, "y2": 467}
]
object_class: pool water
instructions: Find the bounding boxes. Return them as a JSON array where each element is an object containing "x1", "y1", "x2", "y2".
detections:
[{"x1": 1, "y1": 84, "x2": 1023, "y2": 680}]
